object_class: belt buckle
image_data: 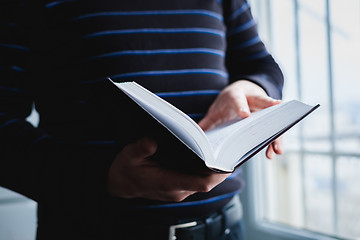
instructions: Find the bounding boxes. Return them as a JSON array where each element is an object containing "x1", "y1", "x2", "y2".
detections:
[{"x1": 168, "y1": 221, "x2": 197, "y2": 240}]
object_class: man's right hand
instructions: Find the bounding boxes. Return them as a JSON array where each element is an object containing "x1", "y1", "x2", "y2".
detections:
[{"x1": 107, "y1": 137, "x2": 230, "y2": 202}]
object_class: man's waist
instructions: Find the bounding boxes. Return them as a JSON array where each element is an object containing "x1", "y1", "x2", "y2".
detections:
[
  {"x1": 103, "y1": 194, "x2": 243, "y2": 240},
  {"x1": 106, "y1": 189, "x2": 242, "y2": 222}
]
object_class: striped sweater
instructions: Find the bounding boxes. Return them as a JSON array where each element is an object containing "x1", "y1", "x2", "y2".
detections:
[{"x1": 0, "y1": 0, "x2": 283, "y2": 237}]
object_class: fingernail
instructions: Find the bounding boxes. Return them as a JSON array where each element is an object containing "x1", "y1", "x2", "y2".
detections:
[
  {"x1": 240, "y1": 107, "x2": 250, "y2": 115},
  {"x1": 273, "y1": 143, "x2": 278, "y2": 152}
]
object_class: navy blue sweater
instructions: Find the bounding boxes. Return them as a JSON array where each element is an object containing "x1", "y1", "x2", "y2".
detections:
[{"x1": 0, "y1": 0, "x2": 283, "y2": 238}]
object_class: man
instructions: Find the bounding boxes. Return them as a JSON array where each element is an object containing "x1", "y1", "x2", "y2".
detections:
[{"x1": 0, "y1": 0, "x2": 283, "y2": 239}]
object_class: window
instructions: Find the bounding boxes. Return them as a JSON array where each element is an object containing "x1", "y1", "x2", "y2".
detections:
[{"x1": 243, "y1": 0, "x2": 360, "y2": 239}]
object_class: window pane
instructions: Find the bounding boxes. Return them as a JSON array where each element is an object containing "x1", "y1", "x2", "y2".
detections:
[
  {"x1": 297, "y1": 1, "x2": 332, "y2": 148},
  {"x1": 265, "y1": 154, "x2": 336, "y2": 236},
  {"x1": 331, "y1": 0, "x2": 360, "y2": 155},
  {"x1": 337, "y1": 156, "x2": 360, "y2": 239},
  {"x1": 304, "y1": 154, "x2": 334, "y2": 235},
  {"x1": 271, "y1": 0, "x2": 297, "y2": 100},
  {"x1": 270, "y1": 0, "x2": 302, "y2": 152},
  {"x1": 265, "y1": 153, "x2": 304, "y2": 228}
]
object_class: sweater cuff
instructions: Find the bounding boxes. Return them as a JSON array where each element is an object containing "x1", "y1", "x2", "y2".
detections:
[{"x1": 232, "y1": 73, "x2": 283, "y2": 100}]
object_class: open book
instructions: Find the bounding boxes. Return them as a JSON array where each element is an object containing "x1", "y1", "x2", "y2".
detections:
[{"x1": 108, "y1": 79, "x2": 319, "y2": 173}]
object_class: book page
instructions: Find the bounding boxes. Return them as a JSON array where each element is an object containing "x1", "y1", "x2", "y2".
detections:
[
  {"x1": 217, "y1": 100, "x2": 313, "y2": 171},
  {"x1": 133, "y1": 96, "x2": 203, "y2": 157},
  {"x1": 111, "y1": 81, "x2": 215, "y2": 163},
  {"x1": 205, "y1": 103, "x2": 284, "y2": 154}
]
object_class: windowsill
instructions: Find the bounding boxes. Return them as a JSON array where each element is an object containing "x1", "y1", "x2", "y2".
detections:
[{"x1": 251, "y1": 220, "x2": 342, "y2": 240}]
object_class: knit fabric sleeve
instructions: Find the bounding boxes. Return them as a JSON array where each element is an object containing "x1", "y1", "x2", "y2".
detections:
[{"x1": 223, "y1": 0, "x2": 284, "y2": 99}]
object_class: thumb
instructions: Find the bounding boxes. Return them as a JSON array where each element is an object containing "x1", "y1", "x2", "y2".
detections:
[
  {"x1": 132, "y1": 137, "x2": 158, "y2": 158},
  {"x1": 248, "y1": 95, "x2": 282, "y2": 111},
  {"x1": 198, "y1": 116, "x2": 215, "y2": 131}
]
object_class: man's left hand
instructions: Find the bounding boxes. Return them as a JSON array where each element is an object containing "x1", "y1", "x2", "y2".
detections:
[{"x1": 198, "y1": 80, "x2": 283, "y2": 159}]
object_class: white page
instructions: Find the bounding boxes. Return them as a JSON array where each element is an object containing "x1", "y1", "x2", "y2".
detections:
[
  {"x1": 112, "y1": 81, "x2": 215, "y2": 162},
  {"x1": 214, "y1": 100, "x2": 314, "y2": 170},
  {"x1": 205, "y1": 102, "x2": 285, "y2": 155},
  {"x1": 131, "y1": 92, "x2": 203, "y2": 158}
]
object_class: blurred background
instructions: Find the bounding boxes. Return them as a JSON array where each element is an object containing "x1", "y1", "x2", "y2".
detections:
[
  {"x1": 0, "y1": 0, "x2": 359, "y2": 239},
  {"x1": 241, "y1": 0, "x2": 360, "y2": 239}
]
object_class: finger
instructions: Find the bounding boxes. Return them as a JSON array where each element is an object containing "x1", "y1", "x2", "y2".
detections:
[
  {"x1": 266, "y1": 143, "x2": 275, "y2": 159},
  {"x1": 156, "y1": 190, "x2": 197, "y2": 202},
  {"x1": 163, "y1": 170, "x2": 230, "y2": 192},
  {"x1": 248, "y1": 95, "x2": 282, "y2": 111},
  {"x1": 198, "y1": 115, "x2": 217, "y2": 131},
  {"x1": 272, "y1": 138, "x2": 283, "y2": 155},
  {"x1": 234, "y1": 91, "x2": 251, "y2": 118}
]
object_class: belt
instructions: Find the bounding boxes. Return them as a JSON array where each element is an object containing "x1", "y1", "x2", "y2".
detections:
[
  {"x1": 167, "y1": 195, "x2": 242, "y2": 240},
  {"x1": 103, "y1": 195, "x2": 242, "y2": 240}
]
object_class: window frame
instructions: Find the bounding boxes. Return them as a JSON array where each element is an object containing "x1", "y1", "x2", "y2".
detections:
[
  {"x1": 242, "y1": 0, "x2": 357, "y2": 239},
  {"x1": 240, "y1": 156, "x2": 342, "y2": 240}
]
